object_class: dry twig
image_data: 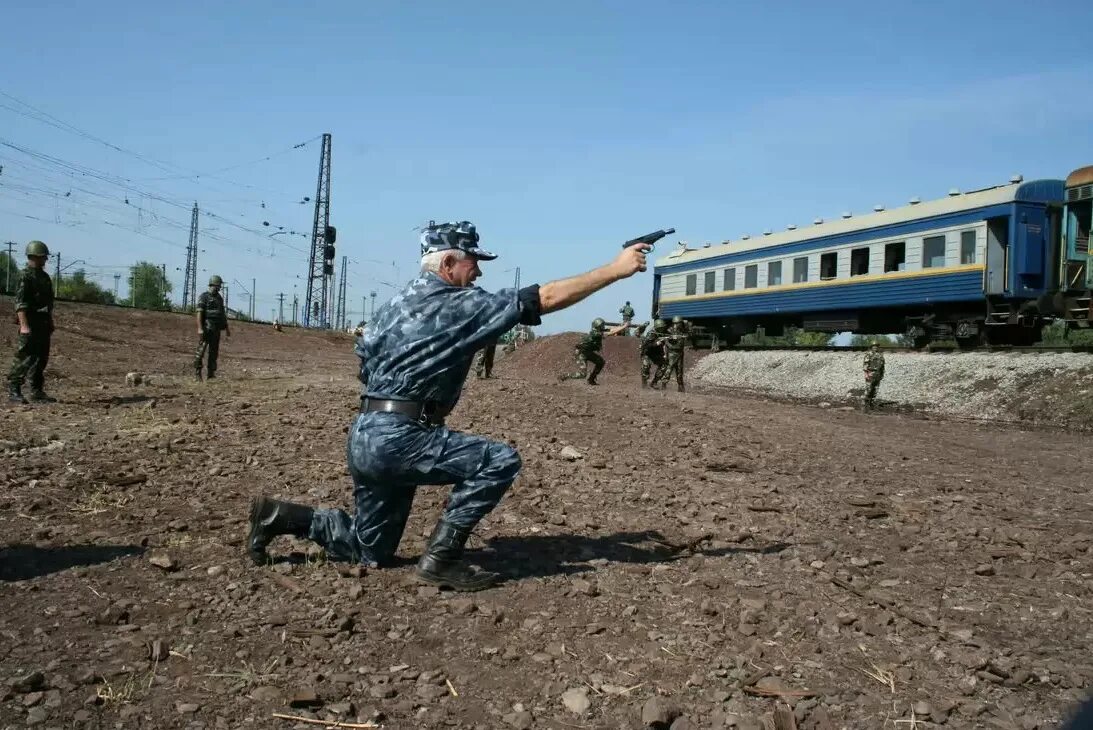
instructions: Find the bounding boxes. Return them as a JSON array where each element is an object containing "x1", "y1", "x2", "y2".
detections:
[{"x1": 271, "y1": 713, "x2": 379, "y2": 728}]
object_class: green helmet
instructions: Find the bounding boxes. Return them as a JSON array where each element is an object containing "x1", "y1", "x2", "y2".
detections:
[
  {"x1": 654, "y1": 318, "x2": 667, "y2": 331},
  {"x1": 208, "y1": 275, "x2": 223, "y2": 286},
  {"x1": 25, "y1": 240, "x2": 49, "y2": 257},
  {"x1": 672, "y1": 315, "x2": 683, "y2": 324},
  {"x1": 591, "y1": 317, "x2": 606, "y2": 331}
]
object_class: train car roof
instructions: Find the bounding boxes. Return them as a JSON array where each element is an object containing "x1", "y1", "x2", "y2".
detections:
[
  {"x1": 1066, "y1": 165, "x2": 1093, "y2": 188},
  {"x1": 655, "y1": 177, "x2": 1064, "y2": 269}
]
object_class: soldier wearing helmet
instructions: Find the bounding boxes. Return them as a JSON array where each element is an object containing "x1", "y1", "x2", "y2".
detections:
[
  {"x1": 7, "y1": 241, "x2": 56, "y2": 404},
  {"x1": 652, "y1": 316, "x2": 690, "y2": 392},
  {"x1": 639, "y1": 318, "x2": 669, "y2": 388},
  {"x1": 560, "y1": 317, "x2": 627, "y2": 385},
  {"x1": 193, "y1": 274, "x2": 230, "y2": 380},
  {"x1": 247, "y1": 219, "x2": 649, "y2": 592}
]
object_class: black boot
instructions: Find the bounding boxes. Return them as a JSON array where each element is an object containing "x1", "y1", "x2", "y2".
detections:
[
  {"x1": 415, "y1": 521, "x2": 499, "y2": 592},
  {"x1": 8, "y1": 384, "x2": 28, "y2": 405},
  {"x1": 247, "y1": 497, "x2": 315, "y2": 565},
  {"x1": 28, "y1": 389, "x2": 56, "y2": 403}
]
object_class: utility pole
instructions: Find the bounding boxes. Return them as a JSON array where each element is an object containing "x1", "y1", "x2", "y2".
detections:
[
  {"x1": 277, "y1": 292, "x2": 285, "y2": 323},
  {"x1": 369, "y1": 291, "x2": 376, "y2": 319},
  {"x1": 251, "y1": 277, "x2": 256, "y2": 320},
  {"x1": 55, "y1": 253, "x2": 60, "y2": 294},
  {"x1": 303, "y1": 133, "x2": 333, "y2": 328},
  {"x1": 292, "y1": 294, "x2": 298, "y2": 325},
  {"x1": 113, "y1": 273, "x2": 120, "y2": 299},
  {"x1": 3, "y1": 241, "x2": 15, "y2": 294},
  {"x1": 161, "y1": 264, "x2": 168, "y2": 309},
  {"x1": 182, "y1": 202, "x2": 199, "y2": 310},
  {"x1": 335, "y1": 255, "x2": 347, "y2": 331}
]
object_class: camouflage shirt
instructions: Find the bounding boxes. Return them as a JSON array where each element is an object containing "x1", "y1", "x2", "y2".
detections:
[
  {"x1": 664, "y1": 325, "x2": 688, "y2": 354},
  {"x1": 15, "y1": 267, "x2": 54, "y2": 320},
  {"x1": 640, "y1": 325, "x2": 664, "y2": 353},
  {"x1": 619, "y1": 304, "x2": 634, "y2": 319},
  {"x1": 863, "y1": 351, "x2": 885, "y2": 374},
  {"x1": 197, "y1": 290, "x2": 228, "y2": 330},
  {"x1": 576, "y1": 328, "x2": 604, "y2": 354},
  {"x1": 359, "y1": 273, "x2": 541, "y2": 407}
]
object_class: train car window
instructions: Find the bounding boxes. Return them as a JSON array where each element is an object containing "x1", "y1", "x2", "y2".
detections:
[
  {"x1": 724, "y1": 268, "x2": 736, "y2": 291},
  {"x1": 685, "y1": 274, "x2": 697, "y2": 296},
  {"x1": 850, "y1": 247, "x2": 870, "y2": 276},
  {"x1": 793, "y1": 257, "x2": 808, "y2": 283},
  {"x1": 767, "y1": 261, "x2": 783, "y2": 286},
  {"x1": 704, "y1": 271, "x2": 716, "y2": 293},
  {"x1": 923, "y1": 235, "x2": 947, "y2": 268},
  {"x1": 960, "y1": 230, "x2": 977, "y2": 264},
  {"x1": 884, "y1": 242, "x2": 905, "y2": 272},
  {"x1": 744, "y1": 265, "x2": 758, "y2": 288},
  {"x1": 820, "y1": 252, "x2": 837, "y2": 280}
]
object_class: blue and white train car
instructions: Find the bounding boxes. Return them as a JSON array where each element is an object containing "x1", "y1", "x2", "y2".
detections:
[{"x1": 652, "y1": 176, "x2": 1066, "y2": 347}]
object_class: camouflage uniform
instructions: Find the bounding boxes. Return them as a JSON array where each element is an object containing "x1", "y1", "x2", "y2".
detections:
[
  {"x1": 619, "y1": 301, "x2": 635, "y2": 332},
  {"x1": 639, "y1": 320, "x2": 667, "y2": 387},
  {"x1": 474, "y1": 342, "x2": 497, "y2": 378},
  {"x1": 561, "y1": 321, "x2": 606, "y2": 384},
  {"x1": 249, "y1": 220, "x2": 543, "y2": 592},
  {"x1": 194, "y1": 287, "x2": 229, "y2": 378},
  {"x1": 654, "y1": 319, "x2": 688, "y2": 392},
  {"x1": 8, "y1": 265, "x2": 54, "y2": 401},
  {"x1": 863, "y1": 347, "x2": 885, "y2": 409}
]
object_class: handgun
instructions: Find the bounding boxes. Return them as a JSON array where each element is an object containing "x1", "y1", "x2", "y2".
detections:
[{"x1": 623, "y1": 228, "x2": 675, "y2": 252}]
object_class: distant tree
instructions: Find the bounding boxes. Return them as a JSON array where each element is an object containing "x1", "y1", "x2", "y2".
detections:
[
  {"x1": 0, "y1": 252, "x2": 20, "y2": 295},
  {"x1": 786, "y1": 327, "x2": 832, "y2": 346},
  {"x1": 124, "y1": 261, "x2": 171, "y2": 310},
  {"x1": 850, "y1": 334, "x2": 902, "y2": 348},
  {"x1": 57, "y1": 269, "x2": 115, "y2": 304}
]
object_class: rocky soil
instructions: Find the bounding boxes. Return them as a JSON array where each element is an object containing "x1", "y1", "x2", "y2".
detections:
[{"x1": 2, "y1": 301, "x2": 1092, "y2": 729}]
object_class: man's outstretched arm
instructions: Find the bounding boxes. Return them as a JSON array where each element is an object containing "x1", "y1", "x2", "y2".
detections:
[{"x1": 538, "y1": 245, "x2": 650, "y2": 315}]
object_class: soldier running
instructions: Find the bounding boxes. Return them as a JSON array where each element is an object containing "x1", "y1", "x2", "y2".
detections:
[
  {"x1": 246, "y1": 220, "x2": 649, "y2": 591},
  {"x1": 560, "y1": 317, "x2": 627, "y2": 385},
  {"x1": 862, "y1": 343, "x2": 885, "y2": 409},
  {"x1": 653, "y1": 316, "x2": 689, "y2": 392},
  {"x1": 640, "y1": 318, "x2": 668, "y2": 388},
  {"x1": 474, "y1": 341, "x2": 497, "y2": 378},
  {"x1": 193, "y1": 275, "x2": 230, "y2": 380},
  {"x1": 7, "y1": 241, "x2": 56, "y2": 404}
]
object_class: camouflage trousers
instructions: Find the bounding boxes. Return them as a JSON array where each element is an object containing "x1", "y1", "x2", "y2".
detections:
[
  {"x1": 8, "y1": 327, "x2": 51, "y2": 391},
  {"x1": 194, "y1": 329, "x2": 221, "y2": 376},
  {"x1": 654, "y1": 351, "x2": 685, "y2": 391},
  {"x1": 308, "y1": 412, "x2": 521, "y2": 566},
  {"x1": 863, "y1": 372, "x2": 883, "y2": 407},
  {"x1": 640, "y1": 349, "x2": 665, "y2": 384},
  {"x1": 474, "y1": 343, "x2": 496, "y2": 378},
  {"x1": 561, "y1": 349, "x2": 604, "y2": 383}
]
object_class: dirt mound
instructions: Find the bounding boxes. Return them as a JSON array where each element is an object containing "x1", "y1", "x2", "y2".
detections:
[{"x1": 498, "y1": 333, "x2": 642, "y2": 382}]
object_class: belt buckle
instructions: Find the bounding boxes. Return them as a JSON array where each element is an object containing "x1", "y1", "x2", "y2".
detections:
[{"x1": 419, "y1": 401, "x2": 437, "y2": 426}]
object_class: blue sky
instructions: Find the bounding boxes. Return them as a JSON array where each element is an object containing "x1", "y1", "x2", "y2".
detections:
[{"x1": 2, "y1": 0, "x2": 1092, "y2": 333}]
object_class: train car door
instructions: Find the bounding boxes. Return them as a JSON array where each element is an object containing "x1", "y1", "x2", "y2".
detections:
[{"x1": 985, "y1": 217, "x2": 1010, "y2": 294}]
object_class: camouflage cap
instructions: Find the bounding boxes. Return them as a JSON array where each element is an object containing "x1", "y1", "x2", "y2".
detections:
[{"x1": 419, "y1": 220, "x2": 496, "y2": 261}]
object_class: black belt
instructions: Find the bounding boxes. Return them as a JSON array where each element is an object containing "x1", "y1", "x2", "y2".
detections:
[{"x1": 360, "y1": 397, "x2": 451, "y2": 426}]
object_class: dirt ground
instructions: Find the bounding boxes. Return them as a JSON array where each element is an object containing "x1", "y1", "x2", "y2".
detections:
[{"x1": 1, "y1": 300, "x2": 1091, "y2": 730}]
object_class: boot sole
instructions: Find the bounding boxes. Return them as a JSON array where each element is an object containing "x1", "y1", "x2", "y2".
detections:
[{"x1": 413, "y1": 569, "x2": 498, "y2": 592}]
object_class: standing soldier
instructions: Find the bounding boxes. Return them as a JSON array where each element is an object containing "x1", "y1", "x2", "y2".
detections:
[
  {"x1": 640, "y1": 318, "x2": 668, "y2": 388},
  {"x1": 619, "y1": 300, "x2": 635, "y2": 333},
  {"x1": 474, "y1": 341, "x2": 497, "y2": 378},
  {"x1": 7, "y1": 240, "x2": 56, "y2": 404},
  {"x1": 654, "y1": 316, "x2": 689, "y2": 392},
  {"x1": 862, "y1": 343, "x2": 885, "y2": 409},
  {"x1": 193, "y1": 275, "x2": 230, "y2": 380}
]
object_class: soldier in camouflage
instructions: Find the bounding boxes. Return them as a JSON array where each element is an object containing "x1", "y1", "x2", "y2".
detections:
[
  {"x1": 560, "y1": 318, "x2": 627, "y2": 385},
  {"x1": 640, "y1": 318, "x2": 668, "y2": 388},
  {"x1": 473, "y1": 341, "x2": 497, "y2": 378},
  {"x1": 862, "y1": 343, "x2": 885, "y2": 409},
  {"x1": 247, "y1": 220, "x2": 650, "y2": 591},
  {"x1": 7, "y1": 241, "x2": 56, "y2": 404},
  {"x1": 193, "y1": 275, "x2": 230, "y2": 380},
  {"x1": 619, "y1": 300, "x2": 635, "y2": 332},
  {"x1": 653, "y1": 316, "x2": 689, "y2": 392}
]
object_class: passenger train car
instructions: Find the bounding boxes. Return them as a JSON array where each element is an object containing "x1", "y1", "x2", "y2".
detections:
[{"x1": 652, "y1": 166, "x2": 1092, "y2": 347}]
